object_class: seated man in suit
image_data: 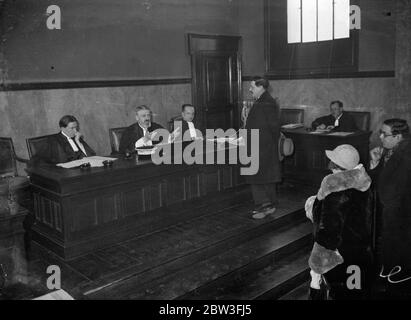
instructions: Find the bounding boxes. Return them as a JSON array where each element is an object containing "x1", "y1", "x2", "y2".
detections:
[
  {"x1": 178, "y1": 104, "x2": 200, "y2": 141},
  {"x1": 30, "y1": 115, "x2": 96, "y2": 165},
  {"x1": 119, "y1": 105, "x2": 165, "y2": 155},
  {"x1": 311, "y1": 101, "x2": 357, "y2": 132}
]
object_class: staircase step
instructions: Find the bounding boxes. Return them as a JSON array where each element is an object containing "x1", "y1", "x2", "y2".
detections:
[
  {"x1": 278, "y1": 281, "x2": 310, "y2": 300},
  {"x1": 179, "y1": 240, "x2": 311, "y2": 300},
  {"x1": 83, "y1": 204, "x2": 307, "y2": 297},
  {"x1": 88, "y1": 218, "x2": 312, "y2": 299}
]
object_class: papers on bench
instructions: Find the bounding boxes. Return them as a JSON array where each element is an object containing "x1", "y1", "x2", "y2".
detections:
[
  {"x1": 281, "y1": 123, "x2": 304, "y2": 129},
  {"x1": 56, "y1": 156, "x2": 117, "y2": 168},
  {"x1": 206, "y1": 136, "x2": 245, "y2": 146},
  {"x1": 327, "y1": 132, "x2": 354, "y2": 136}
]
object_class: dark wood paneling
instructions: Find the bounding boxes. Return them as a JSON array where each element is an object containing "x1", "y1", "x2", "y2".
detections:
[
  {"x1": 0, "y1": 78, "x2": 191, "y2": 92},
  {"x1": 166, "y1": 175, "x2": 186, "y2": 205},
  {"x1": 222, "y1": 167, "x2": 233, "y2": 190},
  {"x1": 98, "y1": 194, "x2": 119, "y2": 224},
  {"x1": 123, "y1": 187, "x2": 145, "y2": 217},
  {"x1": 242, "y1": 71, "x2": 395, "y2": 81},
  {"x1": 28, "y1": 157, "x2": 242, "y2": 259}
]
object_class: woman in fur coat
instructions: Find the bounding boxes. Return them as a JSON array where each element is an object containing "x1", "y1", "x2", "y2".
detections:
[{"x1": 305, "y1": 144, "x2": 373, "y2": 300}]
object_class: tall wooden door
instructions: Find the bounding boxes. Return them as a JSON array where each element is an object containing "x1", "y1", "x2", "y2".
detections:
[{"x1": 188, "y1": 34, "x2": 242, "y2": 132}]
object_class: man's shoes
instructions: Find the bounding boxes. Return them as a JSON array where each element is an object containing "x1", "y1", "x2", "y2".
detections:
[{"x1": 252, "y1": 203, "x2": 276, "y2": 219}]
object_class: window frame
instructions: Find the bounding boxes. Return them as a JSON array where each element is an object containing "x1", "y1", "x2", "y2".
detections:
[{"x1": 264, "y1": 0, "x2": 359, "y2": 79}]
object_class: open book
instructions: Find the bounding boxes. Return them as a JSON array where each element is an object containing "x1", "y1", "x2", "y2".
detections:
[{"x1": 56, "y1": 156, "x2": 117, "y2": 168}]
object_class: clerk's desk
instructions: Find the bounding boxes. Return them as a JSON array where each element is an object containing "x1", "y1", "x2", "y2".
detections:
[
  {"x1": 26, "y1": 141, "x2": 244, "y2": 260},
  {"x1": 281, "y1": 128, "x2": 371, "y2": 186}
]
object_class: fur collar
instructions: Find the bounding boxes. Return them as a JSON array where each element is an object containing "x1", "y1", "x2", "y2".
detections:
[{"x1": 317, "y1": 165, "x2": 371, "y2": 200}]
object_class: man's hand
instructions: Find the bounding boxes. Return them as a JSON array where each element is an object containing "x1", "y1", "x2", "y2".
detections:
[
  {"x1": 370, "y1": 146, "x2": 383, "y2": 169},
  {"x1": 316, "y1": 124, "x2": 326, "y2": 130},
  {"x1": 143, "y1": 130, "x2": 155, "y2": 143},
  {"x1": 326, "y1": 125, "x2": 335, "y2": 130},
  {"x1": 74, "y1": 131, "x2": 83, "y2": 142},
  {"x1": 169, "y1": 127, "x2": 181, "y2": 143}
]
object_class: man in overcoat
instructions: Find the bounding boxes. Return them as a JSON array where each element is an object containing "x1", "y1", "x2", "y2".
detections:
[{"x1": 245, "y1": 76, "x2": 281, "y2": 219}]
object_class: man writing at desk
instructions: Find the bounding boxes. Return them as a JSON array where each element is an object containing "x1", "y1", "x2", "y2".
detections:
[
  {"x1": 119, "y1": 105, "x2": 165, "y2": 155},
  {"x1": 30, "y1": 115, "x2": 96, "y2": 165},
  {"x1": 312, "y1": 101, "x2": 357, "y2": 132}
]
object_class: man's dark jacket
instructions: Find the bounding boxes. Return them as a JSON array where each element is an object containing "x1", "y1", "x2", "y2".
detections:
[
  {"x1": 119, "y1": 122, "x2": 164, "y2": 155},
  {"x1": 30, "y1": 133, "x2": 96, "y2": 165},
  {"x1": 311, "y1": 112, "x2": 358, "y2": 132},
  {"x1": 244, "y1": 91, "x2": 281, "y2": 184},
  {"x1": 369, "y1": 137, "x2": 411, "y2": 275}
]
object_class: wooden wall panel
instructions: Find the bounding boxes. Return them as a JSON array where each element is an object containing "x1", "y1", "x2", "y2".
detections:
[{"x1": 122, "y1": 187, "x2": 145, "y2": 217}]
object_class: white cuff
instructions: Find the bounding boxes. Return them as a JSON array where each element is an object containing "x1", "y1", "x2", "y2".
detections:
[{"x1": 135, "y1": 137, "x2": 152, "y2": 148}]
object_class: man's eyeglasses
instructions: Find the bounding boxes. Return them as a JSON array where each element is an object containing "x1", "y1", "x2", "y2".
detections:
[{"x1": 379, "y1": 130, "x2": 396, "y2": 138}]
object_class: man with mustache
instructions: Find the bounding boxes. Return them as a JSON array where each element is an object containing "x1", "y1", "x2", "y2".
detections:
[{"x1": 119, "y1": 105, "x2": 165, "y2": 155}]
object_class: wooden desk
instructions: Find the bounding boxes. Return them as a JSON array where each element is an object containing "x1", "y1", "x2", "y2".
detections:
[
  {"x1": 282, "y1": 128, "x2": 371, "y2": 186},
  {"x1": 26, "y1": 145, "x2": 244, "y2": 260}
]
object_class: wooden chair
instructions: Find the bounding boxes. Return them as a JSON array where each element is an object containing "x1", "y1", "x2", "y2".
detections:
[
  {"x1": 109, "y1": 127, "x2": 127, "y2": 155},
  {"x1": 168, "y1": 115, "x2": 183, "y2": 132},
  {"x1": 26, "y1": 134, "x2": 54, "y2": 159},
  {"x1": 280, "y1": 108, "x2": 305, "y2": 125},
  {"x1": 345, "y1": 111, "x2": 371, "y2": 131},
  {"x1": 0, "y1": 137, "x2": 31, "y2": 211}
]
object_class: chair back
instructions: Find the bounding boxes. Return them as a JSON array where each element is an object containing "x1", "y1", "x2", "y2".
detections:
[
  {"x1": 280, "y1": 108, "x2": 305, "y2": 125},
  {"x1": 0, "y1": 137, "x2": 18, "y2": 178},
  {"x1": 168, "y1": 115, "x2": 183, "y2": 132},
  {"x1": 26, "y1": 134, "x2": 53, "y2": 159},
  {"x1": 109, "y1": 127, "x2": 127, "y2": 154},
  {"x1": 345, "y1": 111, "x2": 371, "y2": 131}
]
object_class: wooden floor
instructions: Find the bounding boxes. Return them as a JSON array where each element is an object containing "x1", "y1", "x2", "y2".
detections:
[{"x1": 0, "y1": 183, "x2": 316, "y2": 300}]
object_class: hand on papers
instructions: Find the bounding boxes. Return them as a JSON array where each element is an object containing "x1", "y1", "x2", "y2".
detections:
[
  {"x1": 168, "y1": 127, "x2": 181, "y2": 143},
  {"x1": 143, "y1": 130, "x2": 157, "y2": 143}
]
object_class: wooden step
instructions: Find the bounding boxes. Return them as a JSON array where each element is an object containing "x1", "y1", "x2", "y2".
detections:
[
  {"x1": 88, "y1": 219, "x2": 312, "y2": 299},
  {"x1": 278, "y1": 281, "x2": 310, "y2": 300},
  {"x1": 177, "y1": 227, "x2": 312, "y2": 300},
  {"x1": 82, "y1": 202, "x2": 308, "y2": 297}
]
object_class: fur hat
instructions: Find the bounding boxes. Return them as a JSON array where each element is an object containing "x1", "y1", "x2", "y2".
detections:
[{"x1": 325, "y1": 144, "x2": 359, "y2": 170}]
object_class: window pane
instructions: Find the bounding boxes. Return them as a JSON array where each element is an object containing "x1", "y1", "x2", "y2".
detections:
[
  {"x1": 317, "y1": 0, "x2": 333, "y2": 41},
  {"x1": 334, "y1": 0, "x2": 350, "y2": 39},
  {"x1": 287, "y1": 0, "x2": 301, "y2": 43},
  {"x1": 302, "y1": 0, "x2": 317, "y2": 43}
]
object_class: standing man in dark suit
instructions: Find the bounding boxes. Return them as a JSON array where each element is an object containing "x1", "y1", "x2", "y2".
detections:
[
  {"x1": 369, "y1": 119, "x2": 411, "y2": 298},
  {"x1": 245, "y1": 76, "x2": 282, "y2": 219},
  {"x1": 311, "y1": 101, "x2": 358, "y2": 132},
  {"x1": 30, "y1": 115, "x2": 96, "y2": 165},
  {"x1": 119, "y1": 105, "x2": 165, "y2": 155}
]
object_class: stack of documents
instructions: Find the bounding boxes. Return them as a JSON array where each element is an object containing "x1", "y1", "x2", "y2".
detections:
[
  {"x1": 281, "y1": 123, "x2": 304, "y2": 129},
  {"x1": 327, "y1": 132, "x2": 354, "y2": 137},
  {"x1": 56, "y1": 156, "x2": 117, "y2": 168}
]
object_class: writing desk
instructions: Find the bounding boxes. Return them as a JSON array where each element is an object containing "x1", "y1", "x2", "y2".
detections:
[
  {"x1": 26, "y1": 144, "x2": 244, "y2": 260},
  {"x1": 282, "y1": 128, "x2": 371, "y2": 186}
]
